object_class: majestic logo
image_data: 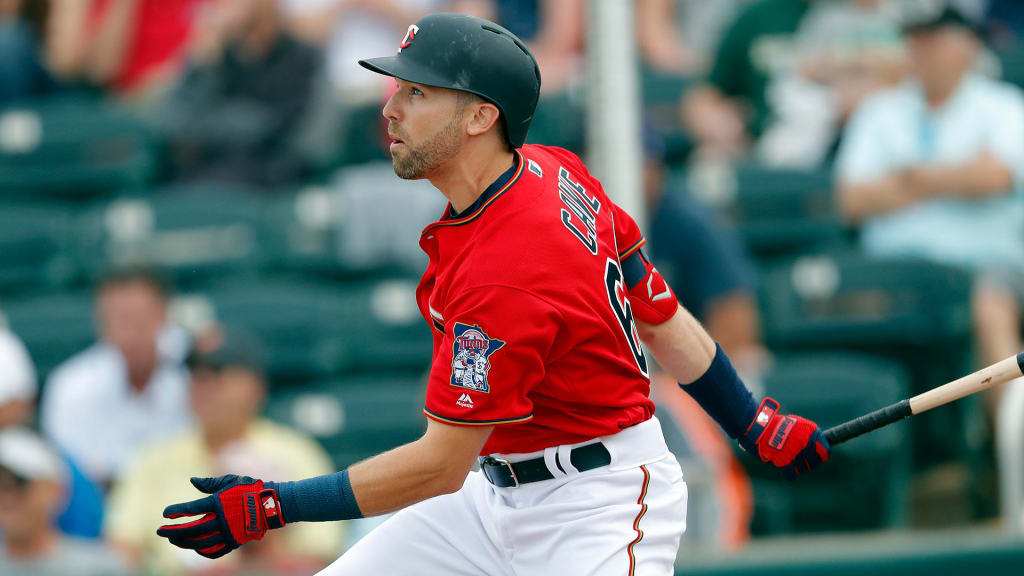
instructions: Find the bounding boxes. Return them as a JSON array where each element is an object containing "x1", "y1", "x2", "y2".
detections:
[
  {"x1": 450, "y1": 323, "x2": 505, "y2": 393},
  {"x1": 399, "y1": 24, "x2": 419, "y2": 53},
  {"x1": 457, "y1": 393, "x2": 474, "y2": 408}
]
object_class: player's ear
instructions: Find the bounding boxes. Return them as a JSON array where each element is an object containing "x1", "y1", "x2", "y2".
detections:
[{"x1": 465, "y1": 101, "x2": 502, "y2": 138}]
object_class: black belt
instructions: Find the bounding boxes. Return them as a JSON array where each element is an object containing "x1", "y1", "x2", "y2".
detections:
[{"x1": 480, "y1": 442, "x2": 612, "y2": 488}]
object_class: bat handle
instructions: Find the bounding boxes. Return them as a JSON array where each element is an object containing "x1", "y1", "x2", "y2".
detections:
[{"x1": 822, "y1": 399, "x2": 913, "y2": 446}]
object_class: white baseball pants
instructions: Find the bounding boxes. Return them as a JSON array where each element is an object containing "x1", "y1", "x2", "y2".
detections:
[{"x1": 319, "y1": 416, "x2": 688, "y2": 575}]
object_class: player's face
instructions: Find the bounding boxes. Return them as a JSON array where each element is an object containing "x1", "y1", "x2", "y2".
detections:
[{"x1": 383, "y1": 80, "x2": 465, "y2": 180}]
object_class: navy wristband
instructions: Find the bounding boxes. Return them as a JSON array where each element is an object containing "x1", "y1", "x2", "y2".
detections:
[
  {"x1": 266, "y1": 469, "x2": 364, "y2": 524},
  {"x1": 679, "y1": 343, "x2": 758, "y2": 440}
]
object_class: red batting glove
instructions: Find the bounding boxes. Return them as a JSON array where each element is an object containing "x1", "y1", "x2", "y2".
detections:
[
  {"x1": 740, "y1": 398, "x2": 831, "y2": 480},
  {"x1": 157, "y1": 475, "x2": 285, "y2": 559}
]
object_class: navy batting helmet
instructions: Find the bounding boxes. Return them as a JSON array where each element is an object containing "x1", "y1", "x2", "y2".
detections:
[{"x1": 358, "y1": 13, "x2": 542, "y2": 149}]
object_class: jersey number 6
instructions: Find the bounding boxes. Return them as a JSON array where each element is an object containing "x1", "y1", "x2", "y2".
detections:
[{"x1": 605, "y1": 258, "x2": 649, "y2": 378}]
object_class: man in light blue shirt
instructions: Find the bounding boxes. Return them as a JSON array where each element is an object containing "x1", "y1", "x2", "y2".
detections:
[{"x1": 836, "y1": 3, "x2": 1024, "y2": 414}]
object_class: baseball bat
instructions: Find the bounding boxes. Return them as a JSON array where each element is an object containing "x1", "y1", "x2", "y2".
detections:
[{"x1": 822, "y1": 352, "x2": 1024, "y2": 446}]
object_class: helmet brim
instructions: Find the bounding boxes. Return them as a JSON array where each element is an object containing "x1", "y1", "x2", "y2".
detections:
[{"x1": 358, "y1": 56, "x2": 461, "y2": 91}]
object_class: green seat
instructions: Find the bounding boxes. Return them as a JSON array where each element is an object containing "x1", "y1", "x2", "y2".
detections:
[
  {"x1": 263, "y1": 186, "x2": 349, "y2": 277},
  {"x1": 0, "y1": 97, "x2": 157, "y2": 197},
  {"x1": 0, "y1": 291, "x2": 95, "y2": 379},
  {"x1": 264, "y1": 374, "x2": 426, "y2": 468},
  {"x1": 0, "y1": 201, "x2": 77, "y2": 294},
  {"x1": 193, "y1": 279, "x2": 353, "y2": 382},
  {"x1": 74, "y1": 184, "x2": 270, "y2": 287},
  {"x1": 333, "y1": 100, "x2": 390, "y2": 169},
  {"x1": 746, "y1": 352, "x2": 911, "y2": 534},
  {"x1": 999, "y1": 45, "x2": 1024, "y2": 91},
  {"x1": 263, "y1": 183, "x2": 436, "y2": 279},
  {"x1": 723, "y1": 164, "x2": 845, "y2": 260},
  {"x1": 641, "y1": 67, "x2": 695, "y2": 163},
  {"x1": 525, "y1": 92, "x2": 584, "y2": 152},
  {"x1": 333, "y1": 277, "x2": 433, "y2": 371},
  {"x1": 191, "y1": 276, "x2": 432, "y2": 382},
  {"x1": 759, "y1": 254, "x2": 978, "y2": 499},
  {"x1": 760, "y1": 254, "x2": 972, "y2": 352}
]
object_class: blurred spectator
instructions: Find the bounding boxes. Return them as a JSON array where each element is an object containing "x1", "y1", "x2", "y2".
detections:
[
  {"x1": 329, "y1": 162, "x2": 448, "y2": 271},
  {"x1": 986, "y1": 0, "x2": 1024, "y2": 51},
  {"x1": 681, "y1": 0, "x2": 812, "y2": 159},
  {"x1": 40, "y1": 269, "x2": 192, "y2": 489},
  {"x1": 45, "y1": 0, "x2": 212, "y2": 100},
  {"x1": 0, "y1": 0, "x2": 56, "y2": 105},
  {"x1": 0, "y1": 428, "x2": 129, "y2": 576},
  {"x1": 636, "y1": 0, "x2": 750, "y2": 77},
  {"x1": 0, "y1": 330, "x2": 105, "y2": 539},
  {"x1": 0, "y1": 330, "x2": 35, "y2": 430},
  {"x1": 835, "y1": 3, "x2": 1024, "y2": 414},
  {"x1": 473, "y1": 0, "x2": 584, "y2": 94},
  {"x1": 289, "y1": 0, "x2": 583, "y2": 95},
  {"x1": 105, "y1": 328, "x2": 343, "y2": 576},
  {"x1": 157, "y1": 0, "x2": 322, "y2": 188},
  {"x1": 681, "y1": 0, "x2": 905, "y2": 165},
  {"x1": 757, "y1": 0, "x2": 905, "y2": 167},
  {"x1": 642, "y1": 143, "x2": 767, "y2": 378},
  {"x1": 283, "y1": 0, "x2": 441, "y2": 99}
]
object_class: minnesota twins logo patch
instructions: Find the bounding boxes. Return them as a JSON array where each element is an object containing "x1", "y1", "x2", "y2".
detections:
[{"x1": 450, "y1": 323, "x2": 505, "y2": 393}]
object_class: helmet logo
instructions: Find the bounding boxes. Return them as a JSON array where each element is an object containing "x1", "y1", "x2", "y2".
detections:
[{"x1": 398, "y1": 24, "x2": 419, "y2": 53}]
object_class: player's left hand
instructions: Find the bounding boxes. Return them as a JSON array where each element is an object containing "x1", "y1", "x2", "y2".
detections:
[
  {"x1": 739, "y1": 398, "x2": 830, "y2": 480},
  {"x1": 156, "y1": 475, "x2": 285, "y2": 559}
]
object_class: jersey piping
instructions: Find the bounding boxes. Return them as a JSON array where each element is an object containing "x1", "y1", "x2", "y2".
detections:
[{"x1": 423, "y1": 149, "x2": 525, "y2": 233}]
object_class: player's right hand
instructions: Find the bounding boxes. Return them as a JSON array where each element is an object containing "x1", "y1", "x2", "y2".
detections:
[
  {"x1": 739, "y1": 398, "x2": 831, "y2": 480},
  {"x1": 157, "y1": 475, "x2": 285, "y2": 559}
]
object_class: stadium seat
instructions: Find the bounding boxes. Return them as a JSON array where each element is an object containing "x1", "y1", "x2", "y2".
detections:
[
  {"x1": 263, "y1": 373, "x2": 426, "y2": 469},
  {"x1": 745, "y1": 352, "x2": 912, "y2": 533},
  {"x1": 186, "y1": 279, "x2": 354, "y2": 382},
  {"x1": 263, "y1": 185, "x2": 351, "y2": 277},
  {"x1": 73, "y1": 183, "x2": 270, "y2": 287},
  {"x1": 0, "y1": 201, "x2": 77, "y2": 294},
  {"x1": 690, "y1": 163, "x2": 845, "y2": 260},
  {"x1": 264, "y1": 178, "x2": 440, "y2": 279},
  {"x1": 759, "y1": 254, "x2": 972, "y2": 354},
  {"x1": 182, "y1": 276, "x2": 432, "y2": 382},
  {"x1": 332, "y1": 277, "x2": 433, "y2": 371},
  {"x1": 999, "y1": 45, "x2": 1024, "y2": 91},
  {"x1": 640, "y1": 67, "x2": 695, "y2": 163},
  {"x1": 759, "y1": 254, "x2": 978, "y2": 503},
  {"x1": 334, "y1": 100, "x2": 390, "y2": 168},
  {"x1": 0, "y1": 97, "x2": 158, "y2": 197},
  {"x1": 0, "y1": 290, "x2": 95, "y2": 379},
  {"x1": 526, "y1": 92, "x2": 585, "y2": 152}
]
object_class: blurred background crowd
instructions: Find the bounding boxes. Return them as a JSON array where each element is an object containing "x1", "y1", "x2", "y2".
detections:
[{"x1": 1, "y1": 0, "x2": 1024, "y2": 574}]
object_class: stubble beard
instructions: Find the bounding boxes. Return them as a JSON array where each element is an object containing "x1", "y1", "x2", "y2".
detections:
[{"x1": 391, "y1": 112, "x2": 463, "y2": 180}]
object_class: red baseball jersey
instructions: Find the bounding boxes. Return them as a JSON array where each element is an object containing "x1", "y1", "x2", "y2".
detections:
[{"x1": 416, "y1": 144, "x2": 656, "y2": 455}]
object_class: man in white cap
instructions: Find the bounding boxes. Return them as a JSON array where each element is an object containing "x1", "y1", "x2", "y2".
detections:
[
  {"x1": 0, "y1": 330, "x2": 36, "y2": 429},
  {"x1": 0, "y1": 428, "x2": 128, "y2": 576},
  {"x1": 0, "y1": 329, "x2": 104, "y2": 539}
]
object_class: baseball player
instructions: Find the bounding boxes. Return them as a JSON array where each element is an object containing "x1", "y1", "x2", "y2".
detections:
[{"x1": 157, "y1": 13, "x2": 831, "y2": 575}]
